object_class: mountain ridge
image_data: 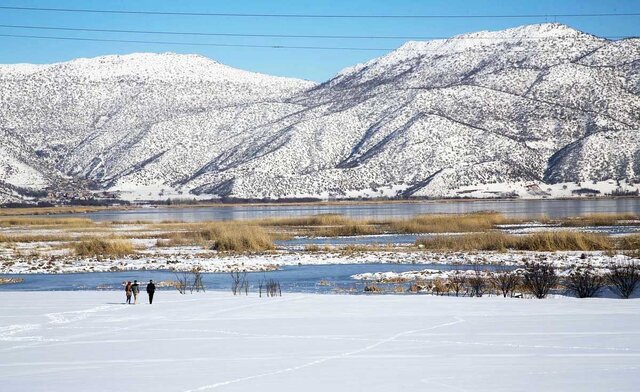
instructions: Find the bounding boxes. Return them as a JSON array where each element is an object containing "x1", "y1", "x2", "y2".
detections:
[{"x1": 1, "y1": 23, "x2": 639, "y2": 202}]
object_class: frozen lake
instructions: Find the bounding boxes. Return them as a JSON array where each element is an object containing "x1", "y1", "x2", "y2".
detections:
[
  {"x1": 1, "y1": 292, "x2": 638, "y2": 391},
  {"x1": 49, "y1": 198, "x2": 640, "y2": 222}
]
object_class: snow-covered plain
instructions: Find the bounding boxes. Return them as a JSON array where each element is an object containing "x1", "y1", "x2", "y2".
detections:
[{"x1": 1, "y1": 291, "x2": 639, "y2": 391}]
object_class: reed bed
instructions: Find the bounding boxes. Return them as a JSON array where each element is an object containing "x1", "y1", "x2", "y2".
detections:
[
  {"x1": 0, "y1": 217, "x2": 95, "y2": 227},
  {"x1": 560, "y1": 213, "x2": 640, "y2": 227},
  {"x1": 310, "y1": 223, "x2": 378, "y2": 237},
  {"x1": 0, "y1": 206, "x2": 125, "y2": 216},
  {"x1": 617, "y1": 234, "x2": 640, "y2": 250},
  {"x1": 0, "y1": 233, "x2": 74, "y2": 243},
  {"x1": 254, "y1": 214, "x2": 352, "y2": 227},
  {"x1": 391, "y1": 212, "x2": 510, "y2": 233},
  {"x1": 72, "y1": 238, "x2": 135, "y2": 257},
  {"x1": 157, "y1": 222, "x2": 274, "y2": 252},
  {"x1": 416, "y1": 231, "x2": 615, "y2": 252}
]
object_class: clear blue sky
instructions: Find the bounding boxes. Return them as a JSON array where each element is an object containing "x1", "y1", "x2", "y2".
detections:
[{"x1": 0, "y1": 0, "x2": 638, "y2": 81}]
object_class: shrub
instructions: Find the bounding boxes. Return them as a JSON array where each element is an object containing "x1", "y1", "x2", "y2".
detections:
[
  {"x1": 606, "y1": 262, "x2": 640, "y2": 299},
  {"x1": 73, "y1": 238, "x2": 134, "y2": 257},
  {"x1": 467, "y1": 267, "x2": 488, "y2": 297},
  {"x1": 522, "y1": 262, "x2": 559, "y2": 299},
  {"x1": 448, "y1": 272, "x2": 467, "y2": 297},
  {"x1": 564, "y1": 265, "x2": 605, "y2": 298},
  {"x1": 490, "y1": 269, "x2": 520, "y2": 298}
]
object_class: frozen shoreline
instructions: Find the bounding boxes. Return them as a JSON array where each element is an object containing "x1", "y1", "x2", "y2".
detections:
[{"x1": 1, "y1": 249, "x2": 635, "y2": 274}]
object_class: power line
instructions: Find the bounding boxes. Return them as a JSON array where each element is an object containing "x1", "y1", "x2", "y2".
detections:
[
  {"x1": 0, "y1": 5, "x2": 639, "y2": 19},
  {"x1": 0, "y1": 32, "x2": 628, "y2": 52},
  {"x1": 0, "y1": 23, "x2": 631, "y2": 41},
  {"x1": 0, "y1": 33, "x2": 395, "y2": 51}
]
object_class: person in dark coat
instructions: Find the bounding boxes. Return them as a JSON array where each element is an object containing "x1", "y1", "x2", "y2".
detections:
[
  {"x1": 131, "y1": 280, "x2": 140, "y2": 304},
  {"x1": 124, "y1": 281, "x2": 132, "y2": 304},
  {"x1": 146, "y1": 280, "x2": 156, "y2": 304}
]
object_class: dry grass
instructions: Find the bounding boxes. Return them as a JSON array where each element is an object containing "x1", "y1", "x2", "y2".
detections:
[
  {"x1": 416, "y1": 231, "x2": 614, "y2": 252},
  {"x1": 72, "y1": 238, "x2": 135, "y2": 257},
  {"x1": 0, "y1": 233, "x2": 74, "y2": 243},
  {"x1": 0, "y1": 217, "x2": 95, "y2": 227},
  {"x1": 560, "y1": 213, "x2": 639, "y2": 227},
  {"x1": 0, "y1": 206, "x2": 128, "y2": 216},
  {"x1": 391, "y1": 212, "x2": 509, "y2": 233},
  {"x1": 156, "y1": 222, "x2": 274, "y2": 252},
  {"x1": 310, "y1": 223, "x2": 378, "y2": 237},
  {"x1": 255, "y1": 214, "x2": 352, "y2": 227},
  {"x1": 617, "y1": 234, "x2": 640, "y2": 250}
]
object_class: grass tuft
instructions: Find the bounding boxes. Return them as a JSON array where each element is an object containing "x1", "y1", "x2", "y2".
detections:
[
  {"x1": 561, "y1": 213, "x2": 639, "y2": 227},
  {"x1": 72, "y1": 238, "x2": 135, "y2": 257},
  {"x1": 157, "y1": 222, "x2": 274, "y2": 252},
  {"x1": 391, "y1": 212, "x2": 509, "y2": 233},
  {"x1": 416, "y1": 231, "x2": 614, "y2": 252},
  {"x1": 0, "y1": 217, "x2": 95, "y2": 227}
]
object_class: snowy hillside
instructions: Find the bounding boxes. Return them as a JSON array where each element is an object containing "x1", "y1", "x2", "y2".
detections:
[{"x1": 1, "y1": 23, "x2": 639, "y2": 202}]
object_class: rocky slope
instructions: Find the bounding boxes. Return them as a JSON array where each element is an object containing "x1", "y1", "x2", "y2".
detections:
[{"x1": 0, "y1": 23, "x2": 638, "y2": 202}]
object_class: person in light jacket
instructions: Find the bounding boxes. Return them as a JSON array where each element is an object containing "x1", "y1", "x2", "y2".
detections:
[
  {"x1": 124, "y1": 281, "x2": 132, "y2": 304},
  {"x1": 146, "y1": 280, "x2": 156, "y2": 304}
]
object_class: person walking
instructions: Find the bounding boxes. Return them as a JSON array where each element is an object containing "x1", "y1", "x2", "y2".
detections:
[
  {"x1": 125, "y1": 281, "x2": 132, "y2": 304},
  {"x1": 146, "y1": 280, "x2": 156, "y2": 304},
  {"x1": 131, "y1": 280, "x2": 140, "y2": 304}
]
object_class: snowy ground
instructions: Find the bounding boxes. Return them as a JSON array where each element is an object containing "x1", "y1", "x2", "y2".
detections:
[{"x1": 1, "y1": 292, "x2": 639, "y2": 391}]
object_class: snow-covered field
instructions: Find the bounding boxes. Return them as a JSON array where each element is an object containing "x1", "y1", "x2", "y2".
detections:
[{"x1": 1, "y1": 292, "x2": 639, "y2": 391}]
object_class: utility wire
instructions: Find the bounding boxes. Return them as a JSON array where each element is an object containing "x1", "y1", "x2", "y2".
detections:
[
  {"x1": 0, "y1": 5, "x2": 639, "y2": 18},
  {"x1": 0, "y1": 33, "x2": 396, "y2": 50},
  {"x1": 0, "y1": 23, "x2": 631, "y2": 41},
  {"x1": 0, "y1": 32, "x2": 629, "y2": 52}
]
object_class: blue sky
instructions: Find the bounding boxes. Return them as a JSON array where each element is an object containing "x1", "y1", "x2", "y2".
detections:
[{"x1": 0, "y1": 0, "x2": 638, "y2": 81}]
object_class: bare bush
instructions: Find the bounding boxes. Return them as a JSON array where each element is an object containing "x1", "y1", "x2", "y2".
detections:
[
  {"x1": 260, "y1": 279, "x2": 282, "y2": 297},
  {"x1": 522, "y1": 262, "x2": 559, "y2": 299},
  {"x1": 174, "y1": 271, "x2": 190, "y2": 294},
  {"x1": 230, "y1": 270, "x2": 248, "y2": 296},
  {"x1": 174, "y1": 268, "x2": 206, "y2": 294},
  {"x1": 467, "y1": 267, "x2": 487, "y2": 297},
  {"x1": 191, "y1": 267, "x2": 205, "y2": 293},
  {"x1": 490, "y1": 269, "x2": 520, "y2": 298},
  {"x1": 448, "y1": 272, "x2": 467, "y2": 297},
  {"x1": 431, "y1": 278, "x2": 448, "y2": 296},
  {"x1": 606, "y1": 262, "x2": 640, "y2": 299},
  {"x1": 564, "y1": 265, "x2": 605, "y2": 298}
]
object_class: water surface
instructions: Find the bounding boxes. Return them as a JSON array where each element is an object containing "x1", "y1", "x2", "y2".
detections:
[
  {"x1": 56, "y1": 199, "x2": 640, "y2": 222},
  {"x1": 0, "y1": 263, "x2": 504, "y2": 293}
]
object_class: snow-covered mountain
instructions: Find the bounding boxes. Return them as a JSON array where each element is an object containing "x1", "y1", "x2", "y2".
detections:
[{"x1": 1, "y1": 23, "x2": 639, "y2": 202}]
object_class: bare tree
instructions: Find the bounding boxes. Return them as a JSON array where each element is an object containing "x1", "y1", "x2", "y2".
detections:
[
  {"x1": 448, "y1": 272, "x2": 467, "y2": 297},
  {"x1": 230, "y1": 270, "x2": 248, "y2": 296},
  {"x1": 522, "y1": 262, "x2": 559, "y2": 299},
  {"x1": 564, "y1": 265, "x2": 604, "y2": 298},
  {"x1": 174, "y1": 271, "x2": 191, "y2": 294},
  {"x1": 606, "y1": 262, "x2": 640, "y2": 299},
  {"x1": 490, "y1": 268, "x2": 520, "y2": 298}
]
